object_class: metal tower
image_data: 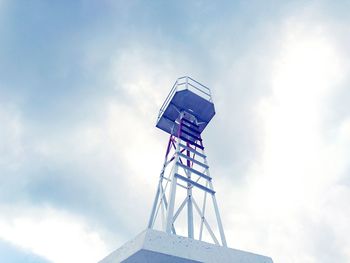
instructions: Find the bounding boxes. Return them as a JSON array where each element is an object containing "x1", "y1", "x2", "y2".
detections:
[
  {"x1": 148, "y1": 76, "x2": 226, "y2": 246},
  {"x1": 99, "y1": 77, "x2": 274, "y2": 263}
]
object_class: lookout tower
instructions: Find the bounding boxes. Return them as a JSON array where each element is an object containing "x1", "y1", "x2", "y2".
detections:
[
  {"x1": 148, "y1": 76, "x2": 226, "y2": 246},
  {"x1": 99, "y1": 77, "x2": 273, "y2": 263}
]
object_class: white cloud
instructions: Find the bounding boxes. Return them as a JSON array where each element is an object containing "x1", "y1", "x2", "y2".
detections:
[
  {"x1": 221, "y1": 15, "x2": 350, "y2": 263},
  {"x1": 0, "y1": 104, "x2": 24, "y2": 170},
  {"x1": 96, "y1": 11, "x2": 350, "y2": 262},
  {"x1": 0, "y1": 205, "x2": 109, "y2": 263},
  {"x1": 253, "y1": 17, "x2": 345, "y2": 210},
  {"x1": 105, "y1": 44, "x2": 195, "y2": 189},
  {"x1": 1, "y1": 2, "x2": 350, "y2": 263}
]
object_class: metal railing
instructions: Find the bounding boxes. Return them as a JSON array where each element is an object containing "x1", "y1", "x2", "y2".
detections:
[{"x1": 157, "y1": 76, "x2": 212, "y2": 123}]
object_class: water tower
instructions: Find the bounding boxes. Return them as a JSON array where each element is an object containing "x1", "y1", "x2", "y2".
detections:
[{"x1": 99, "y1": 77, "x2": 273, "y2": 263}]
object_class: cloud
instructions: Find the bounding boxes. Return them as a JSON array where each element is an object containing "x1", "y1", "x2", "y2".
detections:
[
  {"x1": 218, "y1": 10, "x2": 350, "y2": 262},
  {"x1": 0, "y1": 204, "x2": 109, "y2": 263},
  {"x1": 0, "y1": 238, "x2": 49, "y2": 263},
  {"x1": 0, "y1": 40, "x2": 197, "y2": 256},
  {"x1": 1, "y1": 1, "x2": 350, "y2": 263},
  {"x1": 0, "y1": 103, "x2": 23, "y2": 169}
]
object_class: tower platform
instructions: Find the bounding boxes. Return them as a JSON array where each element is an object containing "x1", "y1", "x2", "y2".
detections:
[
  {"x1": 99, "y1": 229, "x2": 273, "y2": 263},
  {"x1": 156, "y1": 76, "x2": 215, "y2": 136}
]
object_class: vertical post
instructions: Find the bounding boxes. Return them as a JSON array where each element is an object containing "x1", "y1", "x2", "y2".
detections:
[
  {"x1": 201, "y1": 141, "x2": 227, "y2": 247},
  {"x1": 210, "y1": 183, "x2": 227, "y2": 247},
  {"x1": 165, "y1": 114, "x2": 184, "y2": 233},
  {"x1": 186, "y1": 142, "x2": 194, "y2": 239},
  {"x1": 148, "y1": 185, "x2": 160, "y2": 229},
  {"x1": 148, "y1": 135, "x2": 173, "y2": 229},
  {"x1": 165, "y1": 146, "x2": 180, "y2": 233},
  {"x1": 160, "y1": 185, "x2": 166, "y2": 230},
  {"x1": 199, "y1": 181, "x2": 208, "y2": 240}
]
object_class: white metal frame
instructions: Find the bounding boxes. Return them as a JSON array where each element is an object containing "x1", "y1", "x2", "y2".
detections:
[{"x1": 148, "y1": 112, "x2": 227, "y2": 247}]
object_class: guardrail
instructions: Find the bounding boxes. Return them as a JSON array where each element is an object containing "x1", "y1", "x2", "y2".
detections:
[{"x1": 157, "y1": 76, "x2": 213, "y2": 123}]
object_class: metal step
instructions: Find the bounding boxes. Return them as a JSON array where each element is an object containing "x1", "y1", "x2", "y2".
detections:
[
  {"x1": 182, "y1": 118, "x2": 199, "y2": 128},
  {"x1": 175, "y1": 173, "x2": 215, "y2": 194},
  {"x1": 176, "y1": 162, "x2": 211, "y2": 181},
  {"x1": 180, "y1": 128, "x2": 202, "y2": 141},
  {"x1": 181, "y1": 124, "x2": 200, "y2": 137},
  {"x1": 178, "y1": 143, "x2": 206, "y2": 158},
  {"x1": 181, "y1": 121, "x2": 200, "y2": 134},
  {"x1": 178, "y1": 152, "x2": 209, "y2": 169},
  {"x1": 180, "y1": 135, "x2": 204, "y2": 150}
]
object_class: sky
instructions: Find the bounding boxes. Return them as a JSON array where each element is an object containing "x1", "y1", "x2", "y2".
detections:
[{"x1": 0, "y1": 0, "x2": 350, "y2": 262}]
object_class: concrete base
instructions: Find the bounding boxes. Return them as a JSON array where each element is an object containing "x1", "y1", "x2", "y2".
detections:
[{"x1": 99, "y1": 229, "x2": 273, "y2": 263}]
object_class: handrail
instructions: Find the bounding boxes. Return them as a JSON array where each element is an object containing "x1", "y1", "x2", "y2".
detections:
[
  {"x1": 157, "y1": 76, "x2": 213, "y2": 122},
  {"x1": 187, "y1": 76, "x2": 210, "y2": 92},
  {"x1": 159, "y1": 79, "x2": 178, "y2": 115},
  {"x1": 177, "y1": 77, "x2": 211, "y2": 99},
  {"x1": 188, "y1": 82, "x2": 211, "y2": 97}
]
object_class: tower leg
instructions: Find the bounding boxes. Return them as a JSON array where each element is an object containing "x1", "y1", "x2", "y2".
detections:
[
  {"x1": 165, "y1": 173, "x2": 177, "y2": 233},
  {"x1": 210, "y1": 181, "x2": 227, "y2": 247},
  {"x1": 165, "y1": 125, "x2": 183, "y2": 234},
  {"x1": 148, "y1": 135, "x2": 173, "y2": 229},
  {"x1": 187, "y1": 190, "x2": 194, "y2": 238},
  {"x1": 148, "y1": 185, "x2": 160, "y2": 229},
  {"x1": 186, "y1": 144, "x2": 194, "y2": 238}
]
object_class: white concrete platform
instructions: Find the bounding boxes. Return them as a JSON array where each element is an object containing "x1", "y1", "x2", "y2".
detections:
[{"x1": 99, "y1": 229, "x2": 273, "y2": 263}]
